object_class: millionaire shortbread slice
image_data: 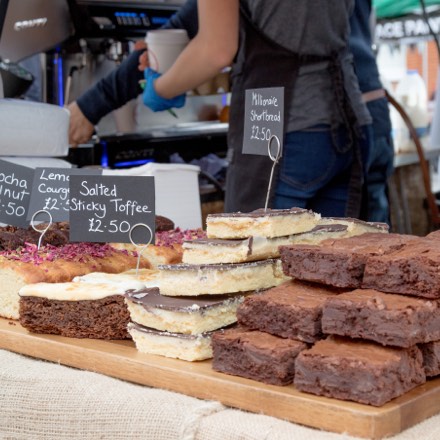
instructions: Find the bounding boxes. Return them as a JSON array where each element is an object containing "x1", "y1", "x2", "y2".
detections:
[
  {"x1": 125, "y1": 288, "x2": 250, "y2": 334},
  {"x1": 206, "y1": 208, "x2": 320, "y2": 239},
  {"x1": 19, "y1": 280, "x2": 145, "y2": 339},
  {"x1": 318, "y1": 217, "x2": 389, "y2": 235},
  {"x1": 158, "y1": 259, "x2": 288, "y2": 296},
  {"x1": 182, "y1": 225, "x2": 350, "y2": 265},
  {"x1": 128, "y1": 322, "x2": 214, "y2": 361}
]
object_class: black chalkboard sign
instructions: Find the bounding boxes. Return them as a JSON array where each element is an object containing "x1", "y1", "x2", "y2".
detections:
[
  {"x1": 27, "y1": 168, "x2": 101, "y2": 222},
  {"x1": 69, "y1": 174, "x2": 155, "y2": 244},
  {"x1": 0, "y1": 159, "x2": 34, "y2": 227},
  {"x1": 242, "y1": 87, "x2": 284, "y2": 156}
]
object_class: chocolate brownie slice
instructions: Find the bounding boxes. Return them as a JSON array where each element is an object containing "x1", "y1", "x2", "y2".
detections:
[
  {"x1": 280, "y1": 233, "x2": 417, "y2": 288},
  {"x1": 237, "y1": 280, "x2": 345, "y2": 343},
  {"x1": 362, "y1": 239, "x2": 440, "y2": 299},
  {"x1": 20, "y1": 295, "x2": 132, "y2": 339},
  {"x1": 322, "y1": 289, "x2": 440, "y2": 347},
  {"x1": 419, "y1": 341, "x2": 440, "y2": 377},
  {"x1": 212, "y1": 327, "x2": 307, "y2": 385},
  {"x1": 294, "y1": 336, "x2": 426, "y2": 406}
]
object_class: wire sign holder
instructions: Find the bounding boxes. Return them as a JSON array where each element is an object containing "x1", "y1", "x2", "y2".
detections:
[
  {"x1": 129, "y1": 223, "x2": 153, "y2": 276},
  {"x1": 30, "y1": 209, "x2": 53, "y2": 251},
  {"x1": 264, "y1": 134, "x2": 281, "y2": 211}
]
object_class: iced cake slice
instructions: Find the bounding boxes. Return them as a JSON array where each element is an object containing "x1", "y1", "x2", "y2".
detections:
[
  {"x1": 125, "y1": 288, "x2": 250, "y2": 334},
  {"x1": 158, "y1": 259, "x2": 288, "y2": 296},
  {"x1": 237, "y1": 280, "x2": 345, "y2": 343},
  {"x1": 212, "y1": 326, "x2": 307, "y2": 385},
  {"x1": 206, "y1": 208, "x2": 320, "y2": 239},
  {"x1": 19, "y1": 279, "x2": 145, "y2": 339},
  {"x1": 294, "y1": 336, "x2": 426, "y2": 406},
  {"x1": 322, "y1": 289, "x2": 440, "y2": 347},
  {"x1": 127, "y1": 322, "x2": 215, "y2": 361},
  {"x1": 74, "y1": 269, "x2": 160, "y2": 288}
]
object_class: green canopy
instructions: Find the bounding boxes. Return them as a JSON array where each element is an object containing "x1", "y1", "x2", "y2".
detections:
[{"x1": 373, "y1": 0, "x2": 440, "y2": 18}]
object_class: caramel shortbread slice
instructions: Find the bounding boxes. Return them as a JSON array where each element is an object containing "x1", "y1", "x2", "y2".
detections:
[
  {"x1": 125, "y1": 288, "x2": 250, "y2": 335},
  {"x1": 318, "y1": 217, "x2": 389, "y2": 236},
  {"x1": 158, "y1": 259, "x2": 287, "y2": 296},
  {"x1": 128, "y1": 322, "x2": 215, "y2": 361},
  {"x1": 182, "y1": 225, "x2": 350, "y2": 265},
  {"x1": 206, "y1": 208, "x2": 320, "y2": 239}
]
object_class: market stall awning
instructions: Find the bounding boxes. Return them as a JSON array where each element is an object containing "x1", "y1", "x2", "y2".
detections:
[
  {"x1": 374, "y1": 0, "x2": 440, "y2": 19},
  {"x1": 374, "y1": 0, "x2": 440, "y2": 41}
]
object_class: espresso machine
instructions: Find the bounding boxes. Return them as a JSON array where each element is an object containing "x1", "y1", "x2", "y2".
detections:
[{"x1": 50, "y1": 0, "x2": 229, "y2": 169}]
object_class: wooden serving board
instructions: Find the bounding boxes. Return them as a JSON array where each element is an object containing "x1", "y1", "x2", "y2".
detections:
[{"x1": 1, "y1": 317, "x2": 440, "y2": 440}]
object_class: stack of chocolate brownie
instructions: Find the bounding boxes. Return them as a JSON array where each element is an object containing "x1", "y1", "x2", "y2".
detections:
[
  {"x1": 277, "y1": 232, "x2": 440, "y2": 406},
  {"x1": 210, "y1": 216, "x2": 391, "y2": 385},
  {"x1": 126, "y1": 208, "x2": 321, "y2": 362}
]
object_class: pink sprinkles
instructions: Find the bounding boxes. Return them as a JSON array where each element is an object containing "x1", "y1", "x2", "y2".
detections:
[
  {"x1": 0, "y1": 242, "x2": 120, "y2": 265},
  {"x1": 155, "y1": 228, "x2": 206, "y2": 247}
]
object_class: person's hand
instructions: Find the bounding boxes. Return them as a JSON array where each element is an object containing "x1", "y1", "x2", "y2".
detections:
[
  {"x1": 67, "y1": 101, "x2": 95, "y2": 147},
  {"x1": 136, "y1": 40, "x2": 149, "y2": 72},
  {"x1": 142, "y1": 68, "x2": 186, "y2": 112},
  {"x1": 138, "y1": 50, "x2": 149, "y2": 72}
]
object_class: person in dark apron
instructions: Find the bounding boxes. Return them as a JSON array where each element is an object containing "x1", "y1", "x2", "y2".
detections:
[{"x1": 142, "y1": 0, "x2": 372, "y2": 218}]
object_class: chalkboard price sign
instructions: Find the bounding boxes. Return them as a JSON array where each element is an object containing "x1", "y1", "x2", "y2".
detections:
[
  {"x1": 27, "y1": 168, "x2": 101, "y2": 222},
  {"x1": 69, "y1": 175, "x2": 155, "y2": 244},
  {"x1": 242, "y1": 87, "x2": 284, "y2": 156},
  {"x1": 0, "y1": 159, "x2": 34, "y2": 227}
]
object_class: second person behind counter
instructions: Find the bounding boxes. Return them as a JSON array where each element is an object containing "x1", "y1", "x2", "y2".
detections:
[{"x1": 142, "y1": 0, "x2": 372, "y2": 218}]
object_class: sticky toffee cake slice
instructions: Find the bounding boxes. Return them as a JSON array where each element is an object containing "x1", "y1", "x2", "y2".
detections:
[
  {"x1": 158, "y1": 259, "x2": 288, "y2": 296},
  {"x1": 0, "y1": 242, "x2": 150, "y2": 320},
  {"x1": 206, "y1": 208, "x2": 320, "y2": 239},
  {"x1": 19, "y1": 280, "x2": 145, "y2": 339},
  {"x1": 125, "y1": 288, "x2": 250, "y2": 335},
  {"x1": 127, "y1": 322, "x2": 215, "y2": 361}
]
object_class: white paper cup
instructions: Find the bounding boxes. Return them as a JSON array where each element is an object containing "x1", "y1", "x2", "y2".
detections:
[{"x1": 145, "y1": 29, "x2": 189, "y2": 73}]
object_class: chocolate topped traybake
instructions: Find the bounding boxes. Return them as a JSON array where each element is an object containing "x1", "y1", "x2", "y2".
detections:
[
  {"x1": 322, "y1": 289, "x2": 440, "y2": 347},
  {"x1": 362, "y1": 239, "x2": 440, "y2": 299},
  {"x1": 212, "y1": 326, "x2": 307, "y2": 385},
  {"x1": 237, "y1": 280, "x2": 345, "y2": 343},
  {"x1": 206, "y1": 207, "x2": 320, "y2": 239},
  {"x1": 294, "y1": 336, "x2": 426, "y2": 406},
  {"x1": 280, "y1": 233, "x2": 418, "y2": 288},
  {"x1": 125, "y1": 288, "x2": 250, "y2": 335}
]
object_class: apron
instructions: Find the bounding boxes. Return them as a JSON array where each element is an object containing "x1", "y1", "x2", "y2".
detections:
[{"x1": 224, "y1": 5, "x2": 364, "y2": 218}]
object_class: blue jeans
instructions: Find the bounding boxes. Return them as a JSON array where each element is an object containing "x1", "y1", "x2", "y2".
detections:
[{"x1": 272, "y1": 125, "x2": 371, "y2": 217}]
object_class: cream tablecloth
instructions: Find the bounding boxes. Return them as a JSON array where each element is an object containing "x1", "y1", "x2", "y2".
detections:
[{"x1": 1, "y1": 349, "x2": 440, "y2": 440}]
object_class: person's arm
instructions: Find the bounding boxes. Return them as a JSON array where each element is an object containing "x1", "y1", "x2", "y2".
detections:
[
  {"x1": 68, "y1": 0, "x2": 200, "y2": 145},
  {"x1": 154, "y1": 0, "x2": 239, "y2": 99}
]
